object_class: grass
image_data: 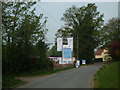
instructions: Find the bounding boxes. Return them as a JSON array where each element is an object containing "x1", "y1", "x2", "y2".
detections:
[
  {"x1": 94, "y1": 61, "x2": 119, "y2": 88},
  {"x1": 2, "y1": 75, "x2": 27, "y2": 88},
  {"x1": 18, "y1": 69, "x2": 55, "y2": 77},
  {"x1": 3, "y1": 66, "x2": 75, "y2": 88}
]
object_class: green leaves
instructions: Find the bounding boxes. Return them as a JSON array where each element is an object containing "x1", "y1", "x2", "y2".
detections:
[
  {"x1": 100, "y1": 18, "x2": 120, "y2": 61},
  {"x1": 2, "y1": 2, "x2": 49, "y2": 75},
  {"x1": 100, "y1": 18, "x2": 120, "y2": 47}
]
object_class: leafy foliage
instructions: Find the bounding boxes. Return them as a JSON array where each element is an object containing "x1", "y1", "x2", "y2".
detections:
[
  {"x1": 100, "y1": 18, "x2": 120, "y2": 61},
  {"x1": 2, "y1": 2, "x2": 52, "y2": 75},
  {"x1": 100, "y1": 18, "x2": 120, "y2": 46},
  {"x1": 48, "y1": 44, "x2": 62, "y2": 57}
]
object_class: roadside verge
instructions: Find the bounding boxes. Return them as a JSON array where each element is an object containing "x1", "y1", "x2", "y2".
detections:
[{"x1": 93, "y1": 61, "x2": 119, "y2": 88}]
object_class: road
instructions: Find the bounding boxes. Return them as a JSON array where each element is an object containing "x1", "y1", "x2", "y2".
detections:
[{"x1": 18, "y1": 63, "x2": 104, "y2": 88}]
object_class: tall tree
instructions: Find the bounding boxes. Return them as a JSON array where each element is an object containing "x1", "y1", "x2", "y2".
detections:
[
  {"x1": 100, "y1": 18, "x2": 120, "y2": 47},
  {"x1": 100, "y1": 18, "x2": 120, "y2": 61},
  {"x1": 56, "y1": 4, "x2": 104, "y2": 63},
  {"x1": 2, "y1": 2, "x2": 48, "y2": 74}
]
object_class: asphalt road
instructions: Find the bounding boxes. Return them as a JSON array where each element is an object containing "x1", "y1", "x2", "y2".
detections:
[{"x1": 18, "y1": 63, "x2": 104, "y2": 88}]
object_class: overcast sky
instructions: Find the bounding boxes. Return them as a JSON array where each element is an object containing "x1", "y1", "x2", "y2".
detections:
[{"x1": 34, "y1": 2, "x2": 118, "y2": 48}]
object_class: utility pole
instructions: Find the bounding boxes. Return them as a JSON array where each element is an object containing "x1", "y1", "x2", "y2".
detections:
[
  {"x1": 77, "y1": 34, "x2": 79, "y2": 60},
  {"x1": 0, "y1": 1, "x2": 2, "y2": 90}
]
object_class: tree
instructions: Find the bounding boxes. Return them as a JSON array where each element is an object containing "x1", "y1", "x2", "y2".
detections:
[
  {"x1": 48, "y1": 44, "x2": 62, "y2": 57},
  {"x1": 100, "y1": 18, "x2": 120, "y2": 61},
  {"x1": 56, "y1": 3, "x2": 104, "y2": 63},
  {"x1": 2, "y1": 2, "x2": 49, "y2": 74},
  {"x1": 100, "y1": 18, "x2": 120, "y2": 46}
]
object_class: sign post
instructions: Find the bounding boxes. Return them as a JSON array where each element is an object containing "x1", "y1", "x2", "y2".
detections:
[{"x1": 82, "y1": 60, "x2": 86, "y2": 65}]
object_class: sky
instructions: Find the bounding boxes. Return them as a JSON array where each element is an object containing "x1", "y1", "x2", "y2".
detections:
[{"x1": 34, "y1": 2, "x2": 118, "y2": 48}]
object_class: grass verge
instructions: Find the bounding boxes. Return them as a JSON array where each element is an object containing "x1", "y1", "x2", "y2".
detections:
[
  {"x1": 3, "y1": 75, "x2": 26, "y2": 88},
  {"x1": 94, "y1": 61, "x2": 119, "y2": 88}
]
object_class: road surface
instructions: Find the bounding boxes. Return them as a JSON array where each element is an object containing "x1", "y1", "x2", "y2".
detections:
[{"x1": 18, "y1": 63, "x2": 104, "y2": 88}]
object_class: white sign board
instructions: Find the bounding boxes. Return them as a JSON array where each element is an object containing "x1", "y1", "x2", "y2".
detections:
[
  {"x1": 77, "y1": 60, "x2": 80, "y2": 66},
  {"x1": 82, "y1": 60, "x2": 86, "y2": 64},
  {"x1": 67, "y1": 37, "x2": 73, "y2": 51},
  {"x1": 62, "y1": 45, "x2": 72, "y2": 62},
  {"x1": 57, "y1": 38, "x2": 63, "y2": 51},
  {"x1": 76, "y1": 60, "x2": 80, "y2": 68}
]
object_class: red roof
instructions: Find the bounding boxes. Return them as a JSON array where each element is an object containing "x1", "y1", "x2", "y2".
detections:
[{"x1": 95, "y1": 49, "x2": 104, "y2": 55}]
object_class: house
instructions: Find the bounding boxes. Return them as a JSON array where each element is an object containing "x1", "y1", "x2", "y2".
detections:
[{"x1": 95, "y1": 48, "x2": 112, "y2": 62}]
